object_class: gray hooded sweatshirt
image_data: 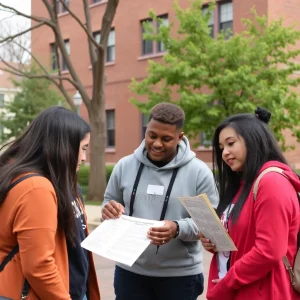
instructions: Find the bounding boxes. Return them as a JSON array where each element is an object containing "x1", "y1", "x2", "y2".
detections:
[{"x1": 103, "y1": 136, "x2": 218, "y2": 277}]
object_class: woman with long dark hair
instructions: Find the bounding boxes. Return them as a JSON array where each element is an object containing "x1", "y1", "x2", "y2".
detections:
[
  {"x1": 0, "y1": 107, "x2": 100, "y2": 299},
  {"x1": 200, "y1": 108, "x2": 299, "y2": 300}
]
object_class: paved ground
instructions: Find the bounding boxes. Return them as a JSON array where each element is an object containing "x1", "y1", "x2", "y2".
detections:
[
  {"x1": 93, "y1": 251, "x2": 213, "y2": 300},
  {"x1": 86, "y1": 205, "x2": 213, "y2": 300}
]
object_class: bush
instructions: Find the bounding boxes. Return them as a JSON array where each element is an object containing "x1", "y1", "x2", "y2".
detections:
[{"x1": 78, "y1": 164, "x2": 115, "y2": 187}]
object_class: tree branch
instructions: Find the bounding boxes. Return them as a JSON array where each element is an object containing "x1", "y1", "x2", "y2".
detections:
[
  {"x1": 0, "y1": 22, "x2": 46, "y2": 45},
  {"x1": 38, "y1": 0, "x2": 91, "y2": 111},
  {"x1": 100, "y1": 0, "x2": 119, "y2": 47},
  {"x1": 93, "y1": 0, "x2": 119, "y2": 106},
  {"x1": 59, "y1": 0, "x2": 100, "y2": 50},
  {"x1": 0, "y1": 60, "x2": 76, "y2": 110},
  {"x1": 0, "y1": 3, "x2": 54, "y2": 26},
  {"x1": 83, "y1": 0, "x2": 100, "y2": 67}
]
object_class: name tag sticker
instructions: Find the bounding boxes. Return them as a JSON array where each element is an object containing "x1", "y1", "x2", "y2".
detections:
[{"x1": 147, "y1": 185, "x2": 164, "y2": 195}]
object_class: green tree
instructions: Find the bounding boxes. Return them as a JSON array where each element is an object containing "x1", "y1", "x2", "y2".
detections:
[
  {"x1": 0, "y1": 66, "x2": 64, "y2": 142},
  {"x1": 130, "y1": 0, "x2": 300, "y2": 150}
]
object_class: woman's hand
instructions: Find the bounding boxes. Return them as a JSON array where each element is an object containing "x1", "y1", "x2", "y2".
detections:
[{"x1": 199, "y1": 232, "x2": 217, "y2": 252}]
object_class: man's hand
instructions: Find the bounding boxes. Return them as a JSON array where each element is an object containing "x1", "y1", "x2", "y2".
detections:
[
  {"x1": 147, "y1": 220, "x2": 177, "y2": 246},
  {"x1": 101, "y1": 200, "x2": 125, "y2": 220}
]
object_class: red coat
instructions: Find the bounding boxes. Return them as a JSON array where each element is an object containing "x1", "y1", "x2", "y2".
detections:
[{"x1": 207, "y1": 161, "x2": 300, "y2": 300}]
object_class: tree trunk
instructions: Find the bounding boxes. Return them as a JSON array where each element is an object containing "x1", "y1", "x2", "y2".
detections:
[{"x1": 87, "y1": 93, "x2": 106, "y2": 202}]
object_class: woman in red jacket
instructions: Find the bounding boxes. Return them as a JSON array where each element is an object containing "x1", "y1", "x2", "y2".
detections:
[{"x1": 200, "y1": 107, "x2": 299, "y2": 300}]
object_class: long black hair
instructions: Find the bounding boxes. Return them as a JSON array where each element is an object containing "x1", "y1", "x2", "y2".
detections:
[
  {"x1": 212, "y1": 107, "x2": 287, "y2": 221},
  {"x1": 0, "y1": 106, "x2": 90, "y2": 244}
]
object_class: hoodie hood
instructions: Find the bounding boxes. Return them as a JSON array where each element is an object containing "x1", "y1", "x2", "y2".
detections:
[
  {"x1": 133, "y1": 136, "x2": 196, "y2": 170},
  {"x1": 259, "y1": 161, "x2": 300, "y2": 193}
]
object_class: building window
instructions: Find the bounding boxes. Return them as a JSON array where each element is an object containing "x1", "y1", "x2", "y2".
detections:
[
  {"x1": 106, "y1": 110, "x2": 115, "y2": 147},
  {"x1": 0, "y1": 94, "x2": 4, "y2": 107},
  {"x1": 141, "y1": 15, "x2": 169, "y2": 56},
  {"x1": 219, "y1": 2, "x2": 233, "y2": 35},
  {"x1": 107, "y1": 29, "x2": 115, "y2": 62},
  {"x1": 157, "y1": 15, "x2": 169, "y2": 52},
  {"x1": 93, "y1": 31, "x2": 101, "y2": 44},
  {"x1": 56, "y1": 0, "x2": 70, "y2": 14},
  {"x1": 62, "y1": 0, "x2": 70, "y2": 13},
  {"x1": 202, "y1": 6, "x2": 214, "y2": 38},
  {"x1": 141, "y1": 19, "x2": 154, "y2": 55},
  {"x1": 50, "y1": 43, "x2": 57, "y2": 71},
  {"x1": 200, "y1": 132, "x2": 212, "y2": 147},
  {"x1": 62, "y1": 39, "x2": 70, "y2": 71},
  {"x1": 141, "y1": 113, "x2": 148, "y2": 139},
  {"x1": 51, "y1": 40, "x2": 70, "y2": 71},
  {"x1": 93, "y1": 29, "x2": 115, "y2": 62}
]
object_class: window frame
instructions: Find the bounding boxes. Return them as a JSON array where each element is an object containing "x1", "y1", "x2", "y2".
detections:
[
  {"x1": 0, "y1": 93, "x2": 4, "y2": 107},
  {"x1": 202, "y1": 5, "x2": 214, "y2": 38},
  {"x1": 107, "y1": 29, "x2": 115, "y2": 62},
  {"x1": 106, "y1": 109, "x2": 115, "y2": 148},
  {"x1": 50, "y1": 43, "x2": 58, "y2": 71},
  {"x1": 219, "y1": 1, "x2": 233, "y2": 36},
  {"x1": 157, "y1": 14, "x2": 169, "y2": 53},
  {"x1": 62, "y1": 0, "x2": 70, "y2": 13},
  {"x1": 92, "y1": 29, "x2": 115, "y2": 63},
  {"x1": 62, "y1": 39, "x2": 70, "y2": 71},
  {"x1": 141, "y1": 18, "x2": 154, "y2": 56},
  {"x1": 141, "y1": 113, "x2": 149, "y2": 140},
  {"x1": 200, "y1": 131, "x2": 212, "y2": 147}
]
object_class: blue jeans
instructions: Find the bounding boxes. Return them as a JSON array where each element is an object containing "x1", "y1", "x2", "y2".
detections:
[
  {"x1": 82, "y1": 295, "x2": 87, "y2": 300},
  {"x1": 114, "y1": 266, "x2": 204, "y2": 300}
]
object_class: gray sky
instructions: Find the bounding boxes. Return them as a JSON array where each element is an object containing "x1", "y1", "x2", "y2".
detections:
[
  {"x1": 0, "y1": 0, "x2": 31, "y2": 62},
  {"x1": 0, "y1": 0, "x2": 31, "y2": 28}
]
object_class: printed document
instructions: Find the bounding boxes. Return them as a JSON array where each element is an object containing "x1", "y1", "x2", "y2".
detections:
[
  {"x1": 179, "y1": 194, "x2": 237, "y2": 252},
  {"x1": 81, "y1": 215, "x2": 164, "y2": 267}
]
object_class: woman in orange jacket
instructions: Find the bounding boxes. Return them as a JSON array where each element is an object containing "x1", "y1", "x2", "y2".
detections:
[{"x1": 0, "y1": 107, "x2": 100, "y2": 299}]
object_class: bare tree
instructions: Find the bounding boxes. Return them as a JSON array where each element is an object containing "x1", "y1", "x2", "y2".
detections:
[
  {"x1": 0, "y1": 0, "x2": 120, "y2": 201},
  {"x1": 0, "y1": 22, "x2": 30, "y2": 64}
]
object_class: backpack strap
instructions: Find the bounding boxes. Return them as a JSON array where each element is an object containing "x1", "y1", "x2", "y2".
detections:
[
  {"x1": 0, "y1": 245, "x2": 19, "y2": 272},
  {"x1": 253, "y1": 167, "x2": 300, "y2": 290},
  {"x1": 0, "y1": 173, "x2": 43, "y2": 299},
  {"x1": 283, "y1": 254, "x2": 296, "y2": 287},
  {"x1": 253, "y1": 167, "x2": 288, "y2": 201}
]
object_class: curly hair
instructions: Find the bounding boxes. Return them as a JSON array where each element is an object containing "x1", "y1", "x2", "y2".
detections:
[{"x1": 149, "y1": 102, "x2": 185, "y2": 129}]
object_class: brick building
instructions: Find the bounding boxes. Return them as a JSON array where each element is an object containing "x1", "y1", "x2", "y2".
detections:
[{"x1": 31, "y1": 0, "x2": 300, "y2": 167}]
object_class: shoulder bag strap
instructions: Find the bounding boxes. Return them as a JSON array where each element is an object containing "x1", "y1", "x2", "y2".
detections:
[
  {"x1": 252, "y1": 166, "x2": 298, "y2": 285},
  {"x1": 253, "y1": 167, "x2": 287, "y2": 201}
]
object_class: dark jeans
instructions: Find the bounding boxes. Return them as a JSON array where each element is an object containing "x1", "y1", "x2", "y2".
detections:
[{"x1": 114, "y1": 266, "x2": 204, "y2": 300}]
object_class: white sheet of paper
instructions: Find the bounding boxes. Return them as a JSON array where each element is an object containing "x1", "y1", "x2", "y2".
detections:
[
  {"x1": 147, "y1": 184, "x2": 165, "y2": 195},
  {"x1": 81, "y1": 215, "x2": 164, "y2": 267}
]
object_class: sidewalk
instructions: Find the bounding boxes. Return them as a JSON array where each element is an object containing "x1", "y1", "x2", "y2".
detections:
[
  {"x1": 85, "y1": 204, "x2": 102, "y2": 228},
  {"x1": 85, "y1": 205, "x2": 212, "y2": 300}
]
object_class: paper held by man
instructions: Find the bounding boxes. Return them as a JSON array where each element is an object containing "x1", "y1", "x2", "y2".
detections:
[
  {"x1": 81, "y1": 215, "x2": 164, "y2": 267},
  {"x1": 179, "y1": 194, "x2": 237, "y2": 252}
]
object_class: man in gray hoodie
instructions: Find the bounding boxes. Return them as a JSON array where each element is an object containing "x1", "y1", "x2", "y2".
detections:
[{"x1": 102, "y1": 102, "x2": 218, "y2": 300}]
